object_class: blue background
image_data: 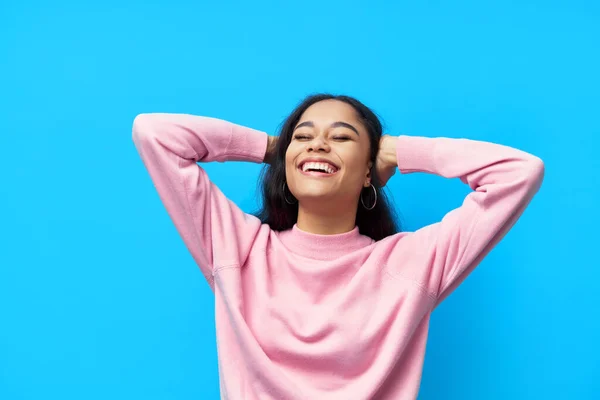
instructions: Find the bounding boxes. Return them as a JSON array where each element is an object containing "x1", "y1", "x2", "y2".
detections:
[{"x1": 1, "y1": 1, "x2": 599, "y2": 399}]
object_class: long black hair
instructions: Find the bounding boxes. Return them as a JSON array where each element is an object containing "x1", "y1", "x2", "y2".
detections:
[{"x1": 254, "y1": 93, "x2": 401, "y2": 241}]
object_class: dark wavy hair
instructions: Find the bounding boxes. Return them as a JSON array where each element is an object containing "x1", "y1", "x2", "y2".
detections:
[{"x1": 254, "y1": 93, "x2": 401, "y2": 241}]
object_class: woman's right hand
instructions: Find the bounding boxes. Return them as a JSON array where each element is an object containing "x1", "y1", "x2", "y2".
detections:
[{"x1": 375, "y1": 135, "x2": 398, "y2": 186}]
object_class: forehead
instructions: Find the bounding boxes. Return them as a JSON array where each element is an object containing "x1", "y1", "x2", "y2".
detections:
[{"x1": 299, "y1": 100, "x2": 360, "y2": 124}]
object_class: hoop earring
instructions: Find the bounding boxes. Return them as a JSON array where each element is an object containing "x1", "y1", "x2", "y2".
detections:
[
  {"x1": 283, "y1": 182, "x2": 297, "y2": 205},
  {"x1": 360, "y1": 183, "x2": 377, "y2": 210}
]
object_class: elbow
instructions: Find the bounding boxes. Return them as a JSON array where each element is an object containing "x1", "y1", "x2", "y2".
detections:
[
  {"x1": 132, "y1": 114, "x2": 146, "y2": 143},
  {"x1": 132, "y1": 113, "x2": 158, "y2": 143},
  {"x1": 530, "y1": 156, "x2": 545, "y2": 179},
  {"x1": 525, "y1": 156, "x2": 545, "y2": 190}
]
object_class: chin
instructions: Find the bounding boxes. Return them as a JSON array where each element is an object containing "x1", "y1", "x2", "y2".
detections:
[{"x1": 295, "y1": 190, "x2": 338, "y2": 203}]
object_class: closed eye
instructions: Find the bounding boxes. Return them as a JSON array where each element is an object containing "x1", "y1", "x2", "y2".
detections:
[
  {"x1": 293, "y1": 134, "x2": 352, "y2": 141},
  {"x1": 293, "y1": 134, "x2": 311, "y2": 140}
]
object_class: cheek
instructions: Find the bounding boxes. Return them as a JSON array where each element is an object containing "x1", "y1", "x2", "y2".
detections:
[
  {"x1": 339, "y1": 158, "x2": 371, "y2": 191},
  {"x1": 285, "y1": 148, "x2": 294, "y2": 164},
  {"x1": 341, "y1": 148, "x2": 370, "y2": 175},
  {"x1": 284, "y1": 148, "x2": 298, "y2": 178}
]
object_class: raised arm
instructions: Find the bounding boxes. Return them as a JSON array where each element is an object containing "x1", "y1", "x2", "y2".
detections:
[
  {"x1": 132, "y1": 113, "x2": 269, "y2": 289},
  {"x1": 380, "y1": 135, "x2": 545, "y2": 306}
]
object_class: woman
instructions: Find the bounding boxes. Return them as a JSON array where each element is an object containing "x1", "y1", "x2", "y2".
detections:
[{"x1": 132, "y1": 94, "x2": 544, "y2": 399}]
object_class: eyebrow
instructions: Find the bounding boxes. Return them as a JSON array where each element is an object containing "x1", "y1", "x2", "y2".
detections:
[{"x1": 294, "y1": 121, "x2": 360, "y2": 136}]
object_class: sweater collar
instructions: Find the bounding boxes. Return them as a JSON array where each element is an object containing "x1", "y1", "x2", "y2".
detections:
[{"x1": 276, "y1": 224, "x2": 374, "y2": 260}]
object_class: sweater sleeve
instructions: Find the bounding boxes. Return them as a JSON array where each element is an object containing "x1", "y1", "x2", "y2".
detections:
[
  {"x1": 389, "y1": 135, "x2": 545, "y2": 306},
  {"x1": 132, "y1": 113, "x2": 268, "y2": 289}
]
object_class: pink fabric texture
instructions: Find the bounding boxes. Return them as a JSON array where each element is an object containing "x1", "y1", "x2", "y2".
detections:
[{"x1": 132, "y1": 113, "x2": 544, "y2": 399}]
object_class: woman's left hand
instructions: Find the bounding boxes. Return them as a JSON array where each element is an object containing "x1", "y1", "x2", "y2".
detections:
[{"x1": 375, "y1": 135, "x2": 398, "y2": 186}]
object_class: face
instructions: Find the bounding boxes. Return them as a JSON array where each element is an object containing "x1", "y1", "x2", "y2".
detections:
[{"x1": 285, "y1": 99, "x2": 373, "y2": 205}]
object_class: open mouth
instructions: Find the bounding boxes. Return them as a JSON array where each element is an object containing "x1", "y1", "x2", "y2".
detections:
[{"x1": 298, "y1": 161, "x2": 339, "y2": 175}]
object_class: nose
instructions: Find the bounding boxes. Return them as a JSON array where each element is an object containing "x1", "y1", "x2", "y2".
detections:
[{"x1": 306, "y1": 135, "x2": 330, "y2": 153}]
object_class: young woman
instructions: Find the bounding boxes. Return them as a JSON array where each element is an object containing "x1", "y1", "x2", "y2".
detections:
[{"x1": 132, "y1": 94, "x2": 544, "y2": 399}]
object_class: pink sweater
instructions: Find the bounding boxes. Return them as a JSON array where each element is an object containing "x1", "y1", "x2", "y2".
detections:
[{"x1": 132, "y1": 113, "x2": 544, "y2": 400}]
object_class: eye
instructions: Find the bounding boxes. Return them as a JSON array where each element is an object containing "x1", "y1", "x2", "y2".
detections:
[
  {"x1": 293, "y1": 134, "x2": 311, "y2": 140},
  {"x1": 333, "y1": 135, "x2": 352, "y2": 141}
]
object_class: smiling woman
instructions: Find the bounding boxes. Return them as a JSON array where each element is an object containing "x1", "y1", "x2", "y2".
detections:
[
  {"x1": 132, "y1": 93, "x2": 544, "y2": 400},
  {"x1": 256, "y1": 94, "x2": 400, "y2": 240}
]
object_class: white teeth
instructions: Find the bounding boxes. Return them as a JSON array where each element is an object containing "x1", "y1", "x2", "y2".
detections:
[{"x1": 301, "y1": 161, "x2": 337, "y2": 174}]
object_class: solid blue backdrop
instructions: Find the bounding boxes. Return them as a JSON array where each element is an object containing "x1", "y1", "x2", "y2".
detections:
[{"x1": 1, "y1": 1, "x2": 599, "y2": 399}]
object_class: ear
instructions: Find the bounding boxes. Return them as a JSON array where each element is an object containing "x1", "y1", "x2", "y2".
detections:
[{"x1": 365, "y1": 161, "x2": 373, "y2": 187}]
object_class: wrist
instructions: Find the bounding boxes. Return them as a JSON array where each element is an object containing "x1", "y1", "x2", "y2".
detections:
[
  {"x1": 381, "y1": 135, "x2": 398, "y2": 168},
  {"x1": 265, "y1": 136, "x2": 277, "y2": 164}
]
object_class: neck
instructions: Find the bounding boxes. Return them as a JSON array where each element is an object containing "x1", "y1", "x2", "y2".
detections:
[{"x1": 296, "y1": 200, "x2": 358, "y2": 235}]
